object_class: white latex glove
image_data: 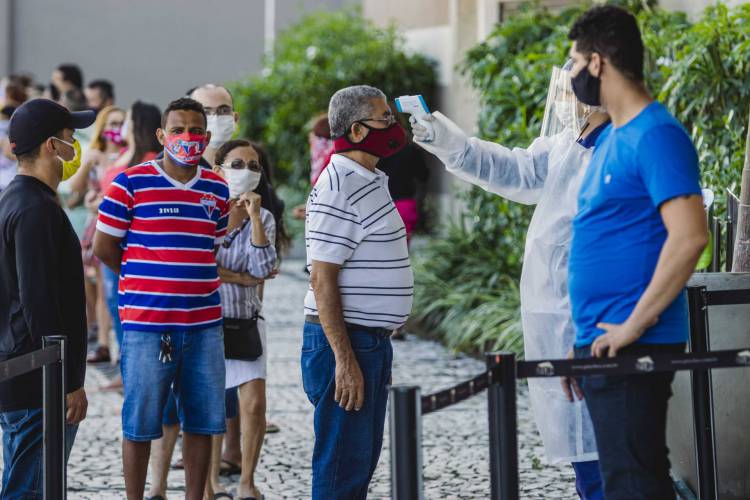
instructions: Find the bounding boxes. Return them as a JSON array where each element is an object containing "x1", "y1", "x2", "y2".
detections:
[{"x1": 409, "y1": 112, "x2": 468, "y2": 166}]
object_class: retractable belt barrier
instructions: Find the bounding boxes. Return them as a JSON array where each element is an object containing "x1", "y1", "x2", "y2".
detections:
[
  {"x1": 390, "y1": 285, "x2": 744, "y2": 500},
  {"x1": 0, "y1": 336, "x2": 67, "y2": 500}
]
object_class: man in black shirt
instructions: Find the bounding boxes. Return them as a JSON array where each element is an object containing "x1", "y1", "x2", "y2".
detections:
[{"x1": 0, "y1": 99, "x2": 93, "y2": 498}]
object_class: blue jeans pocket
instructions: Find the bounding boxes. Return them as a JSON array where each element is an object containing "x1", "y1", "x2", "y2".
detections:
[
  {"x1": 301, "y1": 346, "x2": 333, "y2": 406},
  {"x1": 349, "y1": 330, "x2": 381, "y2": 353}
]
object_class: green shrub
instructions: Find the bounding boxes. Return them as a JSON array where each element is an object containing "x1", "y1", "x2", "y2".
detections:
[
  {"x1": 233, "y1": 8, "x2": 438, "y2": 185},
  {"x1": 658, "y1": 3, "x2": 750, "y2": 196}
]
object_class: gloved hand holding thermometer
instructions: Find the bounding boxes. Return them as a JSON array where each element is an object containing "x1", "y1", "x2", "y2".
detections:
[{"x1": 395, "y1": 95, "x2": 435, "y2": 142}]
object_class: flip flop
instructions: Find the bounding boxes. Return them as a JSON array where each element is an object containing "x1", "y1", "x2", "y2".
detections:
[
  {"x1": 214, "y1": 493, "x2": 233, "y2": 499},
  {"x1": 170, "y1": 458, "x2": 184, "y2": 470},
  {"x1": 219, "y1": 458, "x2": 241, "y2": 476}
]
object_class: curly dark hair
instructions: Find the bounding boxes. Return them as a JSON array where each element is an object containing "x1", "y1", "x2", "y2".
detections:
[{"x1": 568, "y1": 6, "x2": 644, "y2": 81}]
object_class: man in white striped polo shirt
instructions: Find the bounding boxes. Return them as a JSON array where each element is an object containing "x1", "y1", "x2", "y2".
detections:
[{"x1": 301, "y1": 85, "x2": 413, "y2": 500}]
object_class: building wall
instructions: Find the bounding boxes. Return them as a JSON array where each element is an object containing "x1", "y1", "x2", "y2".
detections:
[
  {"x1": 364, "y1": 0, "x2": 450, "y2": 29},
  {"x1": 1, "y1": 0, "x2": 348, "y2": 109}
]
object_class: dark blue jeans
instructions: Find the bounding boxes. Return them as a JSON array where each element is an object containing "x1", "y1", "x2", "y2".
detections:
[
  {"x1": 301, "y1": 321, "x2": 393, "y2": 500},
  {"x1": 572, "y1": 460, "x2": 604, "y2": 500},
  {"x1": 575, "y1": 343, "x2": 684, "y2": 500},
  {"x1": 0, "y1": 408, "x2": 78, "y2": 499}
]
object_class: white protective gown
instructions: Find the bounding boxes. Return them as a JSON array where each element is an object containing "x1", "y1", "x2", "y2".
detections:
[{"x1": 418, "y1": 112, "x2": 598, "y2": 463}]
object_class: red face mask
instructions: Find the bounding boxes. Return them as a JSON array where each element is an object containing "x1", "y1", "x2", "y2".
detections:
[
  {"x1": 164, "y1": 132, "x2": 207, "y2": 167},
  {"x1": 333, "y1": 122, "x2": 407, "y2": 158}
]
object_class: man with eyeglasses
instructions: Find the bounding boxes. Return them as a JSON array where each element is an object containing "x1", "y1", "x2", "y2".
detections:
[
  {"x1": 189, "y1": 84, "x2": 239, "y2": 166},
  {"x1": 302, "y1": 85, "x2": 413, "y2": 499}
]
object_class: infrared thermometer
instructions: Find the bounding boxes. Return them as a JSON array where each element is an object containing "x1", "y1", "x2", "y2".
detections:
[{"x1": 395, "y1": 95, "x2": 434, "y2": 142}]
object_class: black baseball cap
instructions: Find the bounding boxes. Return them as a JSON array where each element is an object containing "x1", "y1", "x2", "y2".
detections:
[{"x1": 8, "y1": 98, "x2": 95, "y2": 155}]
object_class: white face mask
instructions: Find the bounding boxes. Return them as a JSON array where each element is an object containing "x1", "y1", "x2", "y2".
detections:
[
  {"x1": 207, "y1": 115, "x2": 236, "y2": 149},
  {"x1": 224, "y1": 168, "x2": 261, "y2": 199}
]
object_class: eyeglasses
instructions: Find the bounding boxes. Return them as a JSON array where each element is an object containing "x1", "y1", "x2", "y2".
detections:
[
  {"x1": 221, "y1": 159, "x2": 261, "y2": 171},
  {"x1": 204, "y1": 105, "x2": 233, "y2": 116},
  {"x1": 357, "y1": 114, "x2": 397, "y2": 126}
]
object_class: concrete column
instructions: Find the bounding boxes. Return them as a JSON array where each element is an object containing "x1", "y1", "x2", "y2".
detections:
[{"x1": 0, "y1": 0, "x2": 13, "y2": 77}]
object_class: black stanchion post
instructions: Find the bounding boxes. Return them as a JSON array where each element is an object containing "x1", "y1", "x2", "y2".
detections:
[
  {"x1": 43, "y1": 336, "x2": 66, "y2": 500},
  {"x1": 687, "y1": 287, "x2": 718, "y2": 500},
  {"x1": 710, "y1": 217, "x2": 721, "y2": 272},
  {"x1": 389, "y1": 385, "x2": 422, "y2": 500},
  {"x1": 726, "y1": 216, "x2": 734, "y2": 272},
  {"x1": 486, "y1": 352, "x2": 519, "y2": 500}
]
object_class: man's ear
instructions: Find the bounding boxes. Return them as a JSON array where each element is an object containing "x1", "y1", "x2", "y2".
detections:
[
  {"x1": 233, "y1": 112, "x2": 240, "y2": 125},
  {"x1": 44, "y1": 137, "x2": 57, "y2": 156},
  {"x1": 349, "y1": 122, "x2": 367, "y2": 144},
  {"x1": 156, "y1": 128, "x2": 166, "y2": 146},
  {"x1": 205, "y1": 130, "x2": 212, "y2": 144},
  {"x1": 589, "y1": 53, "x2": 602, "y2": 78}
]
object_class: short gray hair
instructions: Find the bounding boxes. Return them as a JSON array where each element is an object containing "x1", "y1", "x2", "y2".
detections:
[{"x1": 328, "y1": 85, "x2": 386, "y2": 138}]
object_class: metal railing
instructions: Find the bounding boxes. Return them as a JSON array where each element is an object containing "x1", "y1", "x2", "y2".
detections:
[
  {"x1": 0, "y1": 336, "x2": 67, "y2": 500},
  {"x1": 389, "y1": 286, "x2": 750, "y2": 500}
]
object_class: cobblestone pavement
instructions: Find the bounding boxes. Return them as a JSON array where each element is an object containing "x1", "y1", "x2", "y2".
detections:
[{"x1": 18, "y1": 260, "x2": 577, "y2": 499}]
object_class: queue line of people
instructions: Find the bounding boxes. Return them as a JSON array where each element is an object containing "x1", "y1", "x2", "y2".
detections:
[{"x1": 0, "y1": 4, "x2": 713, "y2": 500}]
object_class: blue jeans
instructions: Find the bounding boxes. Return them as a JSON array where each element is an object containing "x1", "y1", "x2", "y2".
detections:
[
  {"x1": 0, "y1": 408, "x2": 78, "y2": 499},
  {"x1": 163, "y1": 387, "x2": 239, "y2": 426},
  {"x1": 100, "y1": 264, "x2": 123, "y2": 347},
  {"x1": 120, "y1": 327, "x2": 226, "y2": 441},
  {"x1": 575, "y1": 343, "x2": 683, "y2": 500},
  {"x1": 300, "y1": 321, "x2": 393, "y2": 500},
  {"x1": 572, "y1": 460, "x2": 604, "y2": 500}
]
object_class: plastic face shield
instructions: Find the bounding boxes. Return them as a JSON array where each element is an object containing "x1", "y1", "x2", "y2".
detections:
[{"x1": 540, "y1": 60, "x2": 594, "y2": 138}]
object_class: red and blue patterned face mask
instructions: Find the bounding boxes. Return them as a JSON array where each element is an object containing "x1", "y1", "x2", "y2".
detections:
[{"x1": 164, "y1": 132, "x2": 207, "y2": 167}]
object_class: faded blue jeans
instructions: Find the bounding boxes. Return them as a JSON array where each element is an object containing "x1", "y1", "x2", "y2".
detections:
[
  {"x1": 0, "y1": 408, "x2": 78, "y2": 499},
  {"x1": 300, "y1": 321, "x2": 393, "y2": 500}
]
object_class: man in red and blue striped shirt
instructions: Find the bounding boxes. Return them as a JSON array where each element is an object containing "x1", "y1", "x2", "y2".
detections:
[{"x1": 94, "y1": 97, "x2": 229, "y2": 500}]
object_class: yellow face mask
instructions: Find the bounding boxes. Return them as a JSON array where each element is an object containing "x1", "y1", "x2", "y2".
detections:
[{"x1": 52, "y1": 137, "x2": 82, "y2": 181}]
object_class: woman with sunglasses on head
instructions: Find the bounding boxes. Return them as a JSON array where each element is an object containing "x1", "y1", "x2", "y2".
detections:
[{"x1": 206, "y1": 139, "x2": 278, "y2": 500}]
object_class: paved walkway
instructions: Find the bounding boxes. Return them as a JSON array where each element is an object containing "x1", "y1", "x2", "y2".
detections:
[{"x1": 58, "y1": 261, "x2": 575, "y2": 498}]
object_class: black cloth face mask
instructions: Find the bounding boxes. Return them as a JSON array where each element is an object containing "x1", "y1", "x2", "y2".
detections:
[{"x1": 571, "y1": 60, "x2": 601, "y2": 107}]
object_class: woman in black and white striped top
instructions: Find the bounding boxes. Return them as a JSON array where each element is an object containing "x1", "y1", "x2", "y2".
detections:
[{"x1": 208, "y1": 139, "x2": 279, "y2": 500}]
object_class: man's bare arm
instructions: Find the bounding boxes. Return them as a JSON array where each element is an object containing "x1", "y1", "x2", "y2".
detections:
[
  {"x1": 93, "y1": 230, "x2": 123, "y2": 273},
  {"x1": 311, "y1": 260, "x2": 364, "y2": 411},
  {"x1": 592, "y1": 195, "x2": 708, "y2": 357}
]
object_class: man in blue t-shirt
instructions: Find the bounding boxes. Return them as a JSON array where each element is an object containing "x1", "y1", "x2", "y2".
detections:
[{"x1": 565, "y1": 6, "x2": 708, "y2": 499}]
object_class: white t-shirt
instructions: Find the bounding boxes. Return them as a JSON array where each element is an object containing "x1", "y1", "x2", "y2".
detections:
[{"x1": 304, "y1": 154, "x2": 413, "y2": 329}]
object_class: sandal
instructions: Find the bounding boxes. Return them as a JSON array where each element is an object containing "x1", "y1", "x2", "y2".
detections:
[
  {"x1": 265, "y1": 422, "x2": 280, "y2": 434},
  {"x1": 170, "y1": 458, "x2": 184, "y2": 470},
  {"x1": 145, "y1": 496, "x2": 166, "y2": 500},
  {"x1": 214, "y1": 493, "x2": 233, "y2": 499},
  {"x1": 219, "y1": 458, "x2": 241, "y2": 476},
  {"x1": 86, "y1": 345, "x2": 111, "y2": 363}
]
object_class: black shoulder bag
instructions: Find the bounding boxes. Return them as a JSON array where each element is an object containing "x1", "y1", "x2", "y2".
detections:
[
  {"x1": 223, "y1": 313, "x2": 263, "y2": 361},
  {"x1": 222, "y1": 219, "x2": 264, "y2": 361}
]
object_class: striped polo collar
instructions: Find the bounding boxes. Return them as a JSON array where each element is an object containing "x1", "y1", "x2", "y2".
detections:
[{"x1": 330, "y1": 154, "x2": 383, "y2": 181}]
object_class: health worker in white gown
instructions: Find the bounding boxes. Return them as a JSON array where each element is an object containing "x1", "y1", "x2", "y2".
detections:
[{"x1": 410, "y1": 62, "x2": 611, "y2": 498}]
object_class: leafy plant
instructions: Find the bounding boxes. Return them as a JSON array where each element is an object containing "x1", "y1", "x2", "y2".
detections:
[
  {"x1": 233, "y1": 8, "x2": 437, "y2": 185},
  {"x1": 658, "y1": 3, "x2": 750, "y2": 198}
]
